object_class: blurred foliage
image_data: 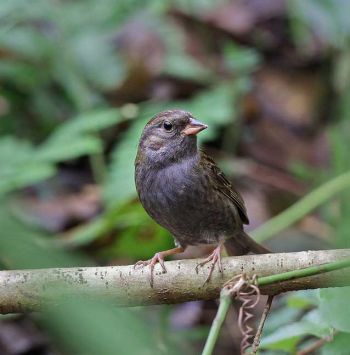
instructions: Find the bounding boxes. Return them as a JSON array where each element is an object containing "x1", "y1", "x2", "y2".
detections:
[
  {"x1": 0, "y1": 202, "x2": 178, "y2": 355},
  {"x1": 1, "y1": 0, "x2": 350, "y2": 354},
  {"x1": 0, "y1": 203, "x2": 84, "y2": 269},
  {"x1": 261, "y1": 308, "x2": 330, "y2": 352},
  {"x1": 0, "y1": 109, "x2": 124, "y2": 194},
  {"x1": 43, "y1": 300, "x2": 158, "y2": 355},
  {"x1": 288, "y1": 0, "x2": 350, "y2": 49}
]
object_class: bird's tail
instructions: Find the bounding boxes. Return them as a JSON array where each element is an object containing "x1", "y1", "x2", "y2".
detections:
[{"x1": 224, "y1": 231, "x2": 270, "y2": 256}]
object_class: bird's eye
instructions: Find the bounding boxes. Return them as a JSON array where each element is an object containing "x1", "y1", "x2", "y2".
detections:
[{"x1": 163, "y1": 121, "x2": 173, "y2": 131}]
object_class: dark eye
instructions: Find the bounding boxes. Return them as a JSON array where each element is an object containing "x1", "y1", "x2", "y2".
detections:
[{"x1": 163, "y1": 121, "x2": 173, "y2": 131}]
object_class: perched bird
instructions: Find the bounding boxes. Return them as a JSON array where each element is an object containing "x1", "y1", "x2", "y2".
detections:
[{"x1": 134, "y1": 110, "x2": 269, "y2": 285}]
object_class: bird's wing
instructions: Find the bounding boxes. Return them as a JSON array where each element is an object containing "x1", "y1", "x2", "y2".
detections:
[{"x1": 200, "y1": 151, "x2": 249, "y2": 225}]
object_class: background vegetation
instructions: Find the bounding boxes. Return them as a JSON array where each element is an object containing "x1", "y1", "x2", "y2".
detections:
[{"x1": 1, "y1": 0, "x2": 350, "y2": 354}]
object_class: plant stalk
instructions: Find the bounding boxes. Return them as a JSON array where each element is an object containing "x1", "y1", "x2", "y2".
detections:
[{"x1": 252, "y1": 170, "x2": 350, "y2": 242}]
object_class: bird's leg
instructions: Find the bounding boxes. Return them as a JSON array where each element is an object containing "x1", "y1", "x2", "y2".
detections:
[
  {"x1": 196, "y1": 243, "x2": 224, "y2": 283},
  {"x1": 134, "y1": 246, "x2": 185, "y2": 287}
]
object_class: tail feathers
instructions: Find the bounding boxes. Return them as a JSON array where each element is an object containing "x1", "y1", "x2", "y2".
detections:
[{"x1": 224, "y1": 231, "x2": 270, "y2": 256}]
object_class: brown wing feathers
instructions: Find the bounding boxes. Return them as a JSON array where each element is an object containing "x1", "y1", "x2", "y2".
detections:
[{"x1": 200, "y1": 151, "x2": 249, "y2": 225}]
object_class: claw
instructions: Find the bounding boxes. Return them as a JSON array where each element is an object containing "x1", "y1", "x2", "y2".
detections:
[
  {"x1": 156, "y1": 253, "x2": 167, "y2": 272},
  {"x1": 134, "y1": 260, "x2": 148, "y2": 269},
  {"x1": 133, "y1": 247, "x2": 184, "y2": 287},
  {"x1": 196, "y1": 244, "x2": 223, "y2": 284},
  {"x1": 134, "y1": 252, "x2": 167, "y2": 287}
]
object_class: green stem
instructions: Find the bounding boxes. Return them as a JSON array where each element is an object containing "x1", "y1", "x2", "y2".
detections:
[
  {"x1": 252, "y1": 170, "x2": 350, "y2": 242},
  {"x1": 258, "y1": 257, "x2": 350, "y2": 286},
  {"x1": 201, "y1": 257, "x2": 350, "y2": 355},
  {"x1": 202, "y1": 290, "x2": 232, "y2": 355}
]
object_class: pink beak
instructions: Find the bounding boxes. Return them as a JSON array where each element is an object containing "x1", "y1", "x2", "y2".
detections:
[{"x1": 182, "y1": 118, "x2": 208, "y2": 136}]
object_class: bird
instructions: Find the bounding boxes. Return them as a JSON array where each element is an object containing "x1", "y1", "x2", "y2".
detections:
[{"x1": 134, "y1": 109, "x2": 269, "y2": 286}]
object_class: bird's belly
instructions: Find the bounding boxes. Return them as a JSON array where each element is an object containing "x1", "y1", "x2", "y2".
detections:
[{"x1": 140, "y1": 171, "x2": 239, "y2": 246}]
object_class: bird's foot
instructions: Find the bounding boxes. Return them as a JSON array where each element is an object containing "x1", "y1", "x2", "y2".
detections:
[
  {"x1": 196, "y1": 244, "x2": 223, "y2": 284},
  {"x1": 134, "y1": 252, "x2": 166, "y2": 287},
  {"x1": 134, "y1": 246, "x2": 184, "y2": 287}
]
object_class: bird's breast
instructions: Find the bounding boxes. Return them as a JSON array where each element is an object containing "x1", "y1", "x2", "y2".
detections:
[
  {"x1": 135, "y1": 159, "x2": 239, "y2": 246},
  {"x1": 138, "y1": 160, "x2": 198, "y2": 212}
]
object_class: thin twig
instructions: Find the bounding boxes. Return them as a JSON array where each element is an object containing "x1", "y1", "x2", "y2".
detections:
[
  {"x1": 251, "y1": 295, "x2": 274, "y2": 354},
  {"x1": 297, "y1": 330, "x2": 335, "y2": 355}
]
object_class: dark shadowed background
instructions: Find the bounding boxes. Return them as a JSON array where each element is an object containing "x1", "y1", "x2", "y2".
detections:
[{"x1": 1, "y1": 0, "x2": 350, "y2": 354}]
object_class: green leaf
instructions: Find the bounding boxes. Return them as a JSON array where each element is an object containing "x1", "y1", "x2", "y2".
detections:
[
  {"x1": 70, "y1": 32, "x2": 126, "y2": 90},
  {"x1": 322, "y1": 332, "x2": 350, "y2": 355},
  {"x1": 0, "y1": 108, "x2": 124, "y2": 195},
  {"x1": 0, "y1": 203, "x2": 87, "y2": 269},
  {"x1": 38, "y1": 136, "x2": 102, "y2": 163},
  {"x1": 182, "y1": 85, "x2": 233, "y2": 123},
  {"x1": 0, "y1": 26, "x2": 50, "y2": 60},
  {"x1": 0, "y1": 60, "x2": 45, "y2": 89},
  {"x1": 49, "y1": 108, "x2": 123, "y2": 141},
  {"x1": 260, "y1": 309, "x2": 330, "y2": 351},
  {"x1": 263, "y1": 305, "x2": 301, "y2": 335},
  {"x1": 60, "y1": 215, "x2": 111, "y2": 248},
  {"x1": 319, "y1": 286, "x2": 350, "y2": 332},
  {"x1": 287, "y1": 290, "x2": 319, "y2": 309},
  {"x1": 159, "y1": 21, "x2": 213, "y2": 82},
  {"x1": 181, "y1": 81, "x2": 250, "y2": 142},
  {"x1": 103, "y1": 116, "x2": 145, "y2": 206},
  {"x1": 174, "y1": 0, "x2": 226, "y2": 13},
  {"x1": 43, "y1": 299, "x2": 160, "y2": 355},
  {"x1": 38, "y1": 108, "x2": 127, "y2": 165},
  {"x1": 0, "y1": 137, "x2": 55, "y2": 195},
  {"x1": 289, "y1": 0, "x2": 350, "y2": 49},
  {"x1": 164, "y1": 51, "x2": 213, "y2": 82},
  {"x1": 0, "y1": 163, "x2": 55, "y2": 195},
  {"x1": 224, "y1": 42, "x2": 261, "y2": 74},
  {"x1": 110, "y1": 204, "x2": 173, "y2": 259},
  {"x1": 59, "y1": 199, "x2": 173, "y2": 252}
]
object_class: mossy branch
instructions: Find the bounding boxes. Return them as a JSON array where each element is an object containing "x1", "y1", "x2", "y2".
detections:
[{"x1": 0, "y1": 249, "x2": 350, "y2": 314}]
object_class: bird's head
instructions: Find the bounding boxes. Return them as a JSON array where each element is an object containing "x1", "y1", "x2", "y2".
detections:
[{"x1": 137, "y1": 110, "x2": 207, "y2": 166}]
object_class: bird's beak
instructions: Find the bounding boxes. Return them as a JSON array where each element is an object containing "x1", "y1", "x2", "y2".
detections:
[{"x1": 182, "y1": 118, "x2": 208, "y2": 136}]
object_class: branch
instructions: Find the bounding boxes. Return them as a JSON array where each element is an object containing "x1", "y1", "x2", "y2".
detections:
[{"x1": 1, "y1": 249, "x2": 350, "y2": 314}]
